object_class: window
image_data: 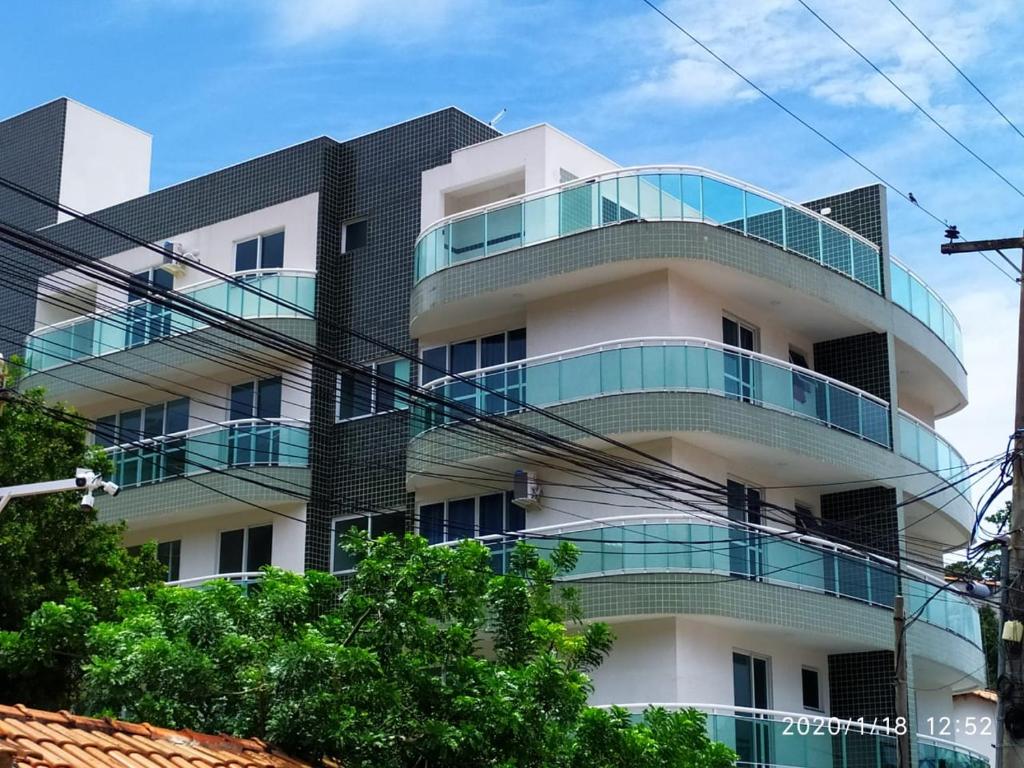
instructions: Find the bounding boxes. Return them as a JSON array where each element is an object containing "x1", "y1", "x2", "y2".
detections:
[
  {"x1": 127, "y1": 539, "x2": 181, "y2": 582},
  {"x1": 421, "y1": 329, "x2": 527, "y2": 417},
  {"x1": 337, "y1": 359, "x2": 411, "y2": 421},
  {"x1": 723, "y1": 316, "x2": 759, "y2": 402},
  {"x1": 801, "y1": 667, "x2": 821, "y2": 711},
  {"x1": 234, "y1": 231, "x2": 285, "y2": 272},
  {"x1": 794, "y1": 502, "x2": 817, "y2": 534},
  {"x1": 417, "y1": 492, "x2": 526, "y2": 545},
  {"x1": 789, "y1": 347, "x2": 814, "y2": 406},
  {"x1": 342, "y1": 219, "x2": 368, "y2": 253},
  {"x1": 727, "y1": 479, "x2": 764, "y2": 579},
  {"x1": 218, "y1": 524, "x2": 273, "y2": 574},
  {"x1": 95, "y1": 399, "x2": 190, "y2": 486},
  {"x1": 331, "y1": 513, "x2": 405, "y2": 572},
  {"x1": 126, "y1": 267, "x2": 174, "y2": 348},
  {"x1": 229, "y1": 377, "x2": 283, "y2": 465}
]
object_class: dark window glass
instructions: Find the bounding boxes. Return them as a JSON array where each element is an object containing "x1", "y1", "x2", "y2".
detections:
[
  {"x1": 95, "y1": 415, "x2": 118, "y2": 448},
  {"x1": 230, "y1": 382, "x2": 255, "y2": 420},
  {"x1": 344, "y1": 220, "x2": 368, "y2": 252},
  {"x1": 257, "y1": 377, "x2": 282, "y2": 419},
  {"x1": 723, "y1": 317, "x2": 738, "y2": 347},
  {"x1": 338, "y1": 371, "x2": 373, "y2": 420},
  {"x1": 479, "y1": 493, "x2": 505, "y2": 535},
  {"x1": 260, "y1": 232, "x2": 285, "y2": 269},
  {"x1": 119, "y1": 410, "x2": 142, "y2": 443},
  {"x1": 218, "y1": 529, "x2": 244, "y2": 574},
  {"x1": 481, "y1": 334, "x2": 506, "y2": 368},
  {"x1": 802, "y1": 668, "x2": 820, "y2": 710},
  {"x1": 126, "y1": 544, "x2": 142, "y2": 558},
  {"x1": 450, "y1": 340, "x2": 477, "y2": 373},
  {"x1": 165, "y1": 399, "x2": 190, "y2": 434},
  {"x1": 152, "y1": 268, "x2": 174, "y2": 291},
  {"x1": 333, "y1": 517, "x2": 368, "y2": 572},
  {"x1": 246, "y1": 524, "x2": 273, "y2": 571},
  {"x1": 420, "y1": 503, "x2": 445, "y2": 545},
  {"x1": 235, "y1": 239, "x2": 259, "y2": 272},
  {"x1": 422, "y1": 347, "x2": 447, "y2": 384},
  {"x1": 376, "y1": 361, "x2": 398, "y2": 412},
  {"x1": 506, "y1": 491, "x2": 525, "y2": 531},
  {"x1": 789, "y1": 349, "x2": 809, "y2": 368},
  {"x1": 447, "y1": 498, "x2": 476, "y2": 540},
  {"x1": 157, "y1": 540, "x2": 181, "y2": 581},
  {"x1": 507, "y1": 328, "x2": 527, "y2": 361},
  {"x1": 372, "y1": 513, "x2": 405, "y2": 539},
  {"x1": 128, "y1": 271, "x2": 150, "y2": 303},
  {"x1": 143, "y1": 406, "x2": 164, "y2": 439}
]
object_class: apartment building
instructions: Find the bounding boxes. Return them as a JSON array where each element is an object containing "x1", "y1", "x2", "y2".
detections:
[{"x1": 1, "y1": 99, "x2": 986, "y2": 768}]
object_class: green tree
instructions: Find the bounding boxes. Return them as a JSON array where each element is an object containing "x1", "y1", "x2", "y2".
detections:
[
  {"x1": 0, "y1": 385, "x2": 163, "y2": 706},
  {"x1": 9, "y1": 532, "x2": 736, "y2": 768}
]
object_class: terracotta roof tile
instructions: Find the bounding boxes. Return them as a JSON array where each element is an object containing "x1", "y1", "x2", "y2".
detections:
[
  {"x1": 0, "y1": 706, "x2": 318, "y2": 768},
  {"x1": 954, "y1": 689, "x2": 998, "y2": 703}
]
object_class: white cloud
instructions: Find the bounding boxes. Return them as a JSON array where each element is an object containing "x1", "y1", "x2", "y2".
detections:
[{"x1": 614, "y1": 0, "x2": 1016, "y2": 115}]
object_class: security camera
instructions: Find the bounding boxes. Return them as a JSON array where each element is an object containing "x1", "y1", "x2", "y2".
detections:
[
  {"x1": 80, "y1": 492, "x2": 95, "y2": 511},
  {"x1": 102, "y1": 481, "x2": 120, "y2": 498},
  {"x1": 964, "y1": 581, "x2": 992, "y2": 599},
  {"x1": 75, "y1": 467, "x2": 93, "y2": 488}
]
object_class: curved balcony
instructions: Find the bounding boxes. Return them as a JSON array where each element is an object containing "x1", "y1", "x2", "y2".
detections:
[
  {"x1": 483, "y1": 516, "x2": 980, "y2": 647},
  {"x1": 105, "y1": 418, "x2": 310, "y2": 488},
  {"x1": 918, "y1": 735, "x2": 990, "y2": 768},
  {"x1": 415, "y1": 337, "x2": 891, "y2": 448},
  {"x1": 603, "y1": 703, "x2": 898, "y2": 768},
  {"x1": 898, "y1": 412, "x2": 972, "y2": 501},
  {"x1": 413, "y1": 166, "x2": 964, "y2": 368},
  {"x1": 891, "y1": 259, "x2": 964, "y2": 362},
  {"x1": 25, "y1": 269, "x2": 315, "y2": 373},
  {"x1": 416, "y1": 166, "x2": 883, "y2": 291}
]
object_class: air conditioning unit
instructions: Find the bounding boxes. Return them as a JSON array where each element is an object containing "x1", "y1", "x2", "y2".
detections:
[
  {"x1": 159, "y1": 241, "x2": 200, "y2": 276},
  {"x1": 511, "y1": 469, "x2": 541, "y2": 511}
]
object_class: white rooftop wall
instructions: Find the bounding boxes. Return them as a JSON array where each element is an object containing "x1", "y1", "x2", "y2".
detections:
[{"x1": 57, "y1": 100, "x2": 151, "y2": 222}]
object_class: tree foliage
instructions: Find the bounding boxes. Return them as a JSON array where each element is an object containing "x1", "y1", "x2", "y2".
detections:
[
  {"x1": 4, "y1": 530, "x2": 736, "y2": 768},
  {"x1": 0, "y1": 386, "x2": 164, "y2": 706}
]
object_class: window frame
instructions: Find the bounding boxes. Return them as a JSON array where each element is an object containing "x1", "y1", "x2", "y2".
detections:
[
  {"x1": 233, "y1": 229, "x2": 286, "y2": 273},
  {"x1": 415, "y1": 492, "x2": 524, "y2": 545},
  {"x1": 341, "y1": 218, "x2": 368, "y2": 253},
  {"x1": 419, "y1": 328, "x2": 527, "y2": 387},
  {"x1": 330, "y1": 512, "x2": 405, "y2": 573},
  {"x1": 801, "y1": 666, "x2": 822, "y2": 712},
  {"x1": 336, "y1": 358, "x2": 411, "y2": 422},
  {"x1": 216, "y1": 523, "x2": 274, "y2": 575},
  {"x1": 127, "y1": 539, "x2": 181, "y2": 582}
]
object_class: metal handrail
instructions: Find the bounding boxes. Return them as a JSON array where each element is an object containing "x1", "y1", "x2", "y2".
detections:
[
  {"x1": 419, "y1": 336, "x2": 890, "y2": 408},
  {"x1": 101, "y1": 417, "x2": 310, "y2": 454},
  {"x1": 166, "y1": 571, "x2": 264, "y2": 589},
  {"x1": 416, "y1": 165, "x2": 880, "y2": 255},
  {"x1": 29, "y1": 268, "x2": 317, "y2": 337}
]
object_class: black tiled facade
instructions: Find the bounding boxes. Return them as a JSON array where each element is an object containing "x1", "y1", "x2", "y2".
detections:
[
  {"x1": 814, "y1": 332, "x2": 891, "y2": 404},
  {"x1": 821, "y1": 486, "x2": 900, "y2": 558},
  {"x1": 306, "y1": 111, "x2": 499, "y2": 571},
  {"x1": 803, "y1": 185, "x2": 887, "y2": 249}
]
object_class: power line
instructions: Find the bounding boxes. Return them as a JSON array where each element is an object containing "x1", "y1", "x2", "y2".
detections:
[
  {"x1": 795, "y1": 0, "x2": 1024, "y2": 199},
  {"x1": 885, "y1": 0, "x2": 1024, "y2": 143}
]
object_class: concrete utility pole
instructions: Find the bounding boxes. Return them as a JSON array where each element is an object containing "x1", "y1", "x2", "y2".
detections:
[
  {"x1": 894, "y1": 594, "x2": 911, "y2": 768},
  {"x1": 999, "y1": 541, "x2": 1011, "y2": 768},
  {"x1": 942, "y1": 232, "x2": 1024, "y2": 768}
]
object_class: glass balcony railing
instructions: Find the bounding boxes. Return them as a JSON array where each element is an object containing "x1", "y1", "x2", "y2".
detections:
[
  {"x1": 415, "y1": 337, "x2": 892, "y2": 448},
  {"x1": 167, "y1": 571, "x2": 264, "y2": 593},
  {"x1": 890, "y1": 259, "x2": 964, "y2": 362},
  {"x1": 415, "y1": 166, "x2": 883, "y2": 292},
  {"x1": 104, "y1": 419, "x2": 310, "y2": 489},
  {"x1": 897, "y1": 411, "x2": 972, "y2": 500},
  {"x1": 481, "y1": 517, "x2": 979, "y2": 646},
  {"x1": 25, "y1": 269, "x2": 316, "y2": 373},
  {"x1": 918, "y1": 735, "x2": 989, "y2": 768}
]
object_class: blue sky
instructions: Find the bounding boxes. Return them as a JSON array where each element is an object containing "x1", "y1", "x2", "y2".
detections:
[{"x1": 2, "y1": 0, "x2": 1020, "y2": 484}]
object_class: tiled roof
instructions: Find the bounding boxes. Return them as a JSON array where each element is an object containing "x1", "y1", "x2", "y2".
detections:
[
  {"x1": 954, "y1": 689, "x2": 998, "y2": 703},
  {"x1": 0, "y1": 704, "x2": 316, "y2": 768}
]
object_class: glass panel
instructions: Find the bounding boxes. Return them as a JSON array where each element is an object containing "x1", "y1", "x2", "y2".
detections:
[
  {"x1": 638, "y1": 174, "x2": 662, "y2": 219},
  {"x1": 218, "y1": 529, "x2": 244, "y2": 574},
  {"x1": 260, "y1": 231, "x2": 285, "y2": 269},
  {"x1": 450, "y1": 215, "x2": 485, "y2": 262},
  {"x1": 447, "y1": 498, "x2": 476, "y2": 540},
  {"x1": 523, "y1": 193, "x2": 560, "y2": 245},
  {"x1": 617, "y1": 175, "x2": 639, "y2": 221},
  {"x1": 234, "y1": 239, "x2": 258, "y2": 272},
  {"x1": 246, "y1": 524, "x2": 273, "y2": 571},
  {"x1": 744, "y1": 193, "x2": 784, "y2": 247},
  {"x1": 784, "y1": 208, "x2": 821, "y2": 262},
  {"x1": 419, "y1": 503, "x2": 445, "y2": 545},
  {"x1": 851, "y1": 240, "x2": 880, "y2": 291},
  {"x1": 560, "y1": 183, "x2": 596, "y2": 235},
  {"x1": 702, "y1": 177, "x2": 744, "y2": 232},
  {"x1": 599, "y1": 178, "x2": 620, "y2": 224},
  {"x1": 659, "y1": 174, "x2": 683, "y2": 219},
  {"x1": 909, "y1": 276, "x2": 929, "y2": 322},
  {"x1": 486, "y1": 204, "x2": 522, "y2": 254},
  {"x1": 681, "y1": 174, "x2": 702, "y2": 218},
  {"x1": 821, "y1": 225, "x2": 852, "y2": 275},
  {"x1": 333, "y1": 517, "x2": 368, "y2": 572}
]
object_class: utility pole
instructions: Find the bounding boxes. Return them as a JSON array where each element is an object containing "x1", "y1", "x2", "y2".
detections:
[
  {"x1": 999, "y1": 541, "x2": 1011, "y2": 768},
  {"x1": 894, "y1": 594, "x2": 911, "y2": 768},
  {"x1": 942, "y1": 231, "x2": 1024, "y2": 768}
]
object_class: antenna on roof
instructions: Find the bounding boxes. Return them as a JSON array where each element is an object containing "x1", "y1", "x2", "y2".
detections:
[{"x1": 489, "y1": 108, "x2": 507, "y2": 127}]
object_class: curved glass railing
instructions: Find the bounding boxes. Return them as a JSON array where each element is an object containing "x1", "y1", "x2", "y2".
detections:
[
  {"x1": 897, "y1": 411, "x2": 971, "y2": 500},
  {"x1": 890, "y1": 259, "x2": 964, "y2": 362},
  {"x1": 481, "y1": 517, "x2": 980, "y2": 646},
  {"x1": 605, "y1": 703, "x2": 899, "y2": 768},
  {"x1": 918, "y1": 735, "x2": 989, "y2": 768},
  {"x1": 25, "y1": 269, "x2": 316, "y2": 372},
  {"x1": 415, "y1": 337, "x2": 892, "y2": 448},
  {"x1": 104, "y1": 418, "x2": 310, "y2": 489},
  {"x1": 414, "y1": 166, "x2": 883, "y2": 292}
]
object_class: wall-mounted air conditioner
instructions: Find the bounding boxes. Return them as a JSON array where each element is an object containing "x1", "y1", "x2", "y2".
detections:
[
  {"x1": 512, "y1": 469, "x2": 541, "y2": 511},
  {"x1": 159, "y1": 241, "x2": 200, "y2": 276}
]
